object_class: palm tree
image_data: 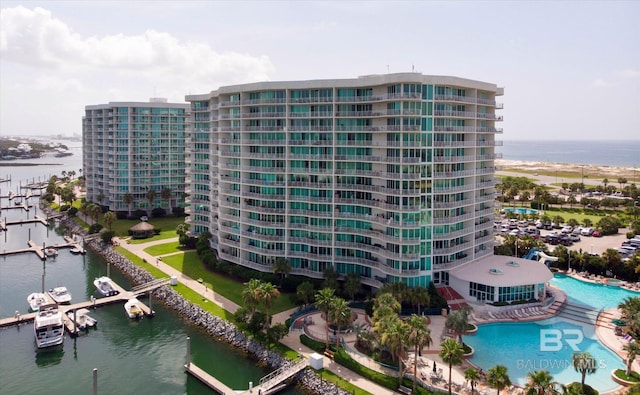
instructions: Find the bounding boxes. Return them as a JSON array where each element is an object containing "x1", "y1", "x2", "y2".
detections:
[
  {"x1": 520, "y1": 190, "x2": 531, "y2": 207},
  {"x1": 242, "y1": 278, "x2": 262, "y2": 317},
  {"x1": 406, "y1": 314, "x2": 431, "y2": 391},
  {"x1": 315, "y1": 288, "x2": 336, "y2": 350},
  {"x1": 328, "y1": 297, "x2": 351, "y2": 348},
  {"x1": 161, "y1": 187, "x2": 173, "y2": 209},
  {"x1": 146, "y1": 188, "x2": 156, "y2": 210},
  {"x1": 103, "y1": 211, "x2": 117, "y2": 231},
  {"x1": 343, "y1": 272, "x2": 361, "y2": 301},
  {"x1": 379, "y1": 315, "x2": 408, "y2": 386},
  {"x1": 296, "y1": 281, "x2": 315, "y2": 308},
  {"x1": 624, "y1": 342, "x2": 640, "y2": 377},
  {"x1": 464, "y1": 368, "x2": 481, "y2": 395},
  {"x1": 445, "y1": 306, "x2": 472, "y2": 343},
  {"x1": 439, "y1": 338, "x2": 464, "y2": 395},
  {"x1": 487, "y1": 364, "x2": 512, "y2": 395},
  {"x1": 123, "y1": 192, "x2": 134, "y2": 216},
  {"x1": 272, "y1": 257, "x2": 291, "y2": 287},
  {"x1": 322, "y1": 265, "x2": 339, "y2": 290},
  {"x1": 524, "y1": 370, "x2": 558, "y2": 395},
  {"x1": 256, "y1": 282, "x2": 280, "y2": 329},
  {"x1": 372, "y1": 292, "x2": 401, "y2": 325},
  {"x1": 572, "y1": 351, "x2": 596, "y2": 391},
  {"x1": 602, "y1": 178, "x2": 609, "y2": 190},
  {"x1": 408, "y1": 286, "x2": 430, "y2": 315}
]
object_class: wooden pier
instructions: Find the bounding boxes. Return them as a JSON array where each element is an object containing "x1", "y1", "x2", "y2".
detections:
[
  {"x1": 0, "y1": 236, "x2": 85, "y2": 259},
  {"x1": 0, "y1": 203, "x2": 33, "y2": 211},
  {"x1": 0, "y1": 215, "x2": 48, "y2": 231},
  {"x1": 184, "y1": 337, "x2": 307, "y2": 395},
  {"x1": 0, "y1": 277, "x2": 171, "y2": 328}
]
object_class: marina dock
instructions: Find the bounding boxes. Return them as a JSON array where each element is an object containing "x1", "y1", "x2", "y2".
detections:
[
  {"x1": 0, "y1": 277, "x2": 171, "y2": 329},
  {"x1": 184, "y1": 337, "x2": 308, "y2": 395},
  {"x1": 0, "y1": 215, "x2": 48, "y2": 231},
  {"x1": 0, "y1": 236, "x2": 85, "y2": 259}
]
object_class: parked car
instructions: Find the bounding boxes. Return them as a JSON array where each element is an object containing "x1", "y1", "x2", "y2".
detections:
[
  {"x1": 581, "y1": 227, "x2": 594, "y2": 236},
  {"x1": 592, "y1": 231, "x2": 602, "y2": 237},
  {"x1": 568, "y1": 234, "x2": 581, "y2": 242}
]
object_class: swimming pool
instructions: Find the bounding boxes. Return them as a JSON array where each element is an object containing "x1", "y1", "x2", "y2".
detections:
[
  {"x1": 502, "y1": 207, "x2": 539, "y2": 215},
  {"x1": 550, "y1": 274, "x2": 638, "y2": 309},
  {"x1": 465, "y1": 275, "x2": 629, "y2": 391}
]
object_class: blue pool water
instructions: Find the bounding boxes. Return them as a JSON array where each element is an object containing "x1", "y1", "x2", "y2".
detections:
[
  {"x1": 503, "y1": 207, "x2": 539, "y2": 215},
  {"x1": 465, "y1": 275, "x2": 630, "y2": 391},
  {"x1": 550, "y1": 274, "x2": 638, "y2": 309}
]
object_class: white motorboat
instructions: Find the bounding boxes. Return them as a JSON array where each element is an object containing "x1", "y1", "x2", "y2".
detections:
[
  {"x1": 34, "y1": 304, "x2": 64, "y2": 348},
  {"x1": 27, "y1": 292, "x2": 49, "y2": 312},
  {"x1": 93, "y1": 276, "x2": 119, "y2": 297},
  {"x1": 44, "y1": 248, "x2": 58, "y2": 257},
  {"x1": 124, "y1": 298, "x2": 144, "y2": 319},
  {"x1": 66, "y1": 308, "x2": 97, "y2": 330},
  {"x1": 69, "y1": 247, "x2": 83, "y2": 255},
  {"x1": 47, "y1": 287, "x2": 72, "y2": 304}
]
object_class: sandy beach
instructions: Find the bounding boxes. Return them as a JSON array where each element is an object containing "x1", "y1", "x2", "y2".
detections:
[{"x1": 497, "y1": 159, "x2": 639, "y2": 186}]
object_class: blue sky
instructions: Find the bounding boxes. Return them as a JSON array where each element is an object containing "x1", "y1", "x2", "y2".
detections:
[{"x1": 1, "y1": 1, "x2": 638, "y2": 140}]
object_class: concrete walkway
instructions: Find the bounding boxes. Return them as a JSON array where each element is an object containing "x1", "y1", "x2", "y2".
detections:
[{"x1": 116, "y1": 237, "x2": 400, "y2": 394}]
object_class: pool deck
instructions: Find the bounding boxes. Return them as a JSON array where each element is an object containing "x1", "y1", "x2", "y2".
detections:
[
  {"x1": 567, "y1": 271, "x2": 640, "y2": 392},
  {"x1": 467, "y1": 273, "x2": 640, "y2": 394}
]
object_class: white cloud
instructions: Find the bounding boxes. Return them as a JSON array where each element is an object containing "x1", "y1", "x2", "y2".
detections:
[
  {"x1": 591, "y1": 78, "x2": 612, "y2": 88},
  {"x1": 0, "y1": 5, "x2": 275, "y2": 89}
]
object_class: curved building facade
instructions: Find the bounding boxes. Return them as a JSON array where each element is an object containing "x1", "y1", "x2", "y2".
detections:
[{"x1": 185, "y1": 73, "x2": 503, "y2": 289}]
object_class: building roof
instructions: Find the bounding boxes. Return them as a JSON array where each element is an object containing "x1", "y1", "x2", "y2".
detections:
[
  {"x1": 449, "y1": 254, "x2": 553, "y2": 287},
  {"x1": 130, "y1": 221, "x2": 154, "y2": 232}
]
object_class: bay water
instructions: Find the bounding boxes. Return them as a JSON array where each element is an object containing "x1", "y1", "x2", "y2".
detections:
[{"x1": 0, "y1": 154, "x2": 303, "y2": 394}]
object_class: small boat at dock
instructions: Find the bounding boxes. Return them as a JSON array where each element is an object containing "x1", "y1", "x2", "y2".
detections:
[
  {"x1": 124, "y1": 298, "x2": 144, "y2": 319},
  {"x1": 69, "y1": 247, "x2": 83, "y2": 255},
  {"x1": 47, "y1": 286, "x2": 72, "y2": 304},
  {"x1": 44, "y1": 248, "x2": 58, "y2": 257},
  {"x1": 66, "y1": 308, "x2": 97, "y2": 330},
  {"x1": 94, "y1": 276, "x2": 119, "y2": 297},
  {"x1": 27, "y1": 292, "x2": 49, "y2": 312},
  {"x1": 34, "y1": 304, "x2": 64, "y2": 348}
]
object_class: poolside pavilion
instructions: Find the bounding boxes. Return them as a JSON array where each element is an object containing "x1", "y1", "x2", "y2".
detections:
[{"x1": 449, "y1": 254, "x2": 554, "y2": 305}]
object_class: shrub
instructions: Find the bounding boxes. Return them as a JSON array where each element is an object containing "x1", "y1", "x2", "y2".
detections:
[
  {"x1": 59, "y1": 204, "x2": 70, "y2": 212},
  {"x1": 100, "y1": 230, "x2": 115, "y2": 244},
  {"x1": 115, "y1": 211, "x2": 128, "y2": 219},
  {"x1": 131, "y1": 209, "x2": 147, "y2": 220},
  {"x1": 88, "y1": 223, "x2": 103, "y2": 234},
  {"x1": 333, "y1": 348, "x2": 399, "y2": 390},
  {"x1": 153, "y1": 227, "x2": 161, "y2": 235},
  {"x1": 172, "y1": 207, "x2": 185, "y2": 217},
  {"x1": 151, "y1": 207, "x2": 166, "y2": 218},
  {"x1": 67, "y1": 207, "x2": 78, "y2": 217},
  {"x1": 300, "y1": 334, "x2": 326, "y2": 353}
]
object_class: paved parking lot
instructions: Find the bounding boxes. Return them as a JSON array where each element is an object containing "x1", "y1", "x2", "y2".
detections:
[{"x1": 497, "y1": 227, "x2": 632, "y2": 256}]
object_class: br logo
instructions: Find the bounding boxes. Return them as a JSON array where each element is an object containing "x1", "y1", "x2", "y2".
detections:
[{"x1": 540, "y1": 329, "x2": 584, "y2": 351}]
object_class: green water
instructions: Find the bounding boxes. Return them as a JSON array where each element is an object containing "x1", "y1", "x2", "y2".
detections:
[{"x1": 0, "y1": 211, "x2": 304, "y2": 394}]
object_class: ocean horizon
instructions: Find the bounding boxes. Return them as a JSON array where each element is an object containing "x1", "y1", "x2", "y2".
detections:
[{"x1": 498, "y1": 140, "x2": 640, "y2": 168}]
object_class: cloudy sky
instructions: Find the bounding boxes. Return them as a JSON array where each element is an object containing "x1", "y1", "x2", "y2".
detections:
[{"x1": 1, "y1": 1, "x2": 638, "y2": 140}]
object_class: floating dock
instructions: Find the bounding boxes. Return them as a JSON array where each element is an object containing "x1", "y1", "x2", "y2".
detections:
[
  {"x1": 0, "y1": 237, "x2": 85, "y2": 260},
  {"x1": 184, "y1": 336, "x2": 308, "y2": 395},
  {"x1": 0, "y1": 277, "x2": 171, "y2": 329}
]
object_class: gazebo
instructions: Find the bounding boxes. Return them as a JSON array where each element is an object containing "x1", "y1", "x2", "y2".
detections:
[{"x1": 129, "y1": 221, "x2": 155, "y2": 239}]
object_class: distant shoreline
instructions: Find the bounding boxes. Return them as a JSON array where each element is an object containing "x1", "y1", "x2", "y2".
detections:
[
  {"x1": 0, "y1": 162, "x2": 63, "y2": 167},
  {"x1": 497, "y1": 159, "x2": 638, "y2": 183}
]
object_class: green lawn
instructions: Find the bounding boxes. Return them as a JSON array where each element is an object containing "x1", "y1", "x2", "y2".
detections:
[
  {"x1": 110, "y1": 216, "x2": 184, "y2": 239},
  {"x1": 143, "y1": 241, "x2": 186, "y2": 256},
  {"x1": 161, "y1": 251, "x2": 296, "y2": 314},
  {"x1": 115, "y1": 247, "x2": 233, "y2": 320}
]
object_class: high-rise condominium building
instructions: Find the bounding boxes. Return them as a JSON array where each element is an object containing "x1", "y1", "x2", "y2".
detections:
[
  {"x1": 83, "y1": 99, "x2": 189, "y2": 215},
  {"x1": 185, "y1": 73, "x2": 518, "y2": 295}
]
